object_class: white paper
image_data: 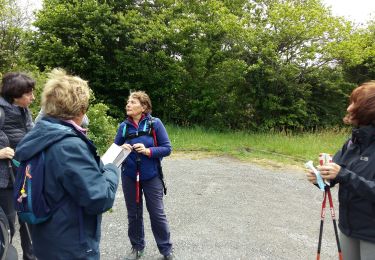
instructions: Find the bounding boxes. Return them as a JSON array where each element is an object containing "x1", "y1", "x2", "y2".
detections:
[{"x1": 101, "y1": 143, "x2": 130, "y2": 168}]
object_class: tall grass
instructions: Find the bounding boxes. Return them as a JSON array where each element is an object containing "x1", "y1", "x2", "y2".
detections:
[{"x1": 167, "y1": 125, "x2": 350, "y2": 166}]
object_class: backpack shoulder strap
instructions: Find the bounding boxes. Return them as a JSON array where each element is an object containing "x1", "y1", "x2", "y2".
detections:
[
  {"x1": 122, "y1": 117, "x2": 156, "y2": 141},
  {"x1": 122, "y1": 123, "x2": 127, "y2": 138},
  {"x1": 148, "y1": 117, "x2": 167, "y2": 194},
  {"x1": 149, "y1": 117, "x2": 158, "y2": 146},
  {"x1": 0, "y1": 106, "x2": 5, "y2": 130}
]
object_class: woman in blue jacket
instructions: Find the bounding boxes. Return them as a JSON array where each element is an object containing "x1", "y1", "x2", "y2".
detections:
[
  {"x1": 307, "y1": 81, "x2": 375, "y2": 260},
  {"x1": 16, "y1": 69, "x2": 119, "y2": 260},
  {"x1": 114, "y1": 91, "x2": 173, "y2": 260}
]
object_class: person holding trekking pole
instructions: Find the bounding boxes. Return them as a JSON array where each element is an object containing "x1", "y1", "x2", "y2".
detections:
[
  {"x1": 114, "y1": 91, "x2": 174, "y2": 260},
  {"x1": 0, "y1": 72, "x2": 36, "y2": 260},
  {"x1": 306, "y1": 81, "x2": 375, "y2": 260}
]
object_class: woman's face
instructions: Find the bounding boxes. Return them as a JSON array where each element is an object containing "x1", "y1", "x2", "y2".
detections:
[
  {"x1": 126, "y1": 97, "x2": 145, "y2": 118},
  {"x1": 13, "y1": 91, "x2": 35, "y2": 108},
  {"x1": 346, "y1": 102, "x2": 358, "y2": 125},
  {"x1": 72, "y1": 112, "x2": 86, "y2": 127}
]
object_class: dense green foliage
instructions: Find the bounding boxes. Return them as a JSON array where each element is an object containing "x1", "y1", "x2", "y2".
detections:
[
  {"x1": 86, "y1": 102, "x2": 118, "y2": 155},
  {"x1": 2, "y1": 0, "x2": 375, "y2": 132},
  {"x1": 0, "y1": 0, "x2": 31, "y2": 72}
]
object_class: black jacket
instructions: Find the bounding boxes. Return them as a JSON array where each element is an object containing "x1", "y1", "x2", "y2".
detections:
[
  {"x1": 0, "y1": 97, "x2": 33, "y2": 188},
  {"x1": 332, "y1": 125, "x2": 375, "y2": 243}
]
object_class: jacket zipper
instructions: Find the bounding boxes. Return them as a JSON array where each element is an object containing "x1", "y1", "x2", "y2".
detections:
[{"x1": 346, "y1": 193, "x2": 352, "y2": 235}]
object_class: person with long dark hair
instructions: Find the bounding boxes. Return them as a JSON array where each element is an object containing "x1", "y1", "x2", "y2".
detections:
[
  {"x1": 0, "y1": 72, "x2": 36, "y2": 260},
  {"x1": 307, "y1": 81, "x2": 375, "y2": 259}
]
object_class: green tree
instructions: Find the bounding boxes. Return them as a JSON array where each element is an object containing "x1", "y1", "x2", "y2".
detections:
[
  {"x1": 338, "y1": 20, "x2": 375, "y2": 84},
  {"x1": 0, "y1": 0, "x2": 32, "y2": 71},
  {"x1": 236, "y1": 0, "x2": 355, "y2": 130},
  {"x1": 26, "y1": 0, "x2": 372, "y2": 131},
  {"x1": 28, "y1": 0, "x2": 250, "y2": 128}
]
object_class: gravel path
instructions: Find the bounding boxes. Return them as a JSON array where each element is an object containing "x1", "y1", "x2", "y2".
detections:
[{"x1": 14, "y1": 154, "x2": 340, "y2": 259}]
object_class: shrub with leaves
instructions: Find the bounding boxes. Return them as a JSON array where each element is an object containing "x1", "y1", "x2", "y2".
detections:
[{"x1": 87, "y1": 103, "x2": 118, "y2": 155}]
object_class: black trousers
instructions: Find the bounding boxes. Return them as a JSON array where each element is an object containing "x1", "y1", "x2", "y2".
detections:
[{"x1": 0, "y1": 188, "x2": 35, "y2": 260}]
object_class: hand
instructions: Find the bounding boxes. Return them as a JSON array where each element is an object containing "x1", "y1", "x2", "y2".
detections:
[
  {"x1": 121, "y1": 143, "x2": 133, "y2": 151},
  {"x1": 0, "y1": 147, "x2": 14, "y2": 159},
  {"x1": 306, "y1": 169, "x2": 317, "y2": 184},
  {"x1": 132, "y1": 143, "x2": 150, "y2": 156},
  {"x1": 317, "y1": 163, "x2": 341, "y2": 180}
]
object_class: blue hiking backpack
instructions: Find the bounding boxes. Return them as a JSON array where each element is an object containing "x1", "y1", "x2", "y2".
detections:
[{"x1": 13, "y1": 151, "x2": 66, "y2": 224}]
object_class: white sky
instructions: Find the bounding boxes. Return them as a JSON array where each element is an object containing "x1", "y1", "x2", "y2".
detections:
[
  {"x1": 323, "y1": 0, "x2": 375, "y2": 25},
  {"x1": 20, "y1": 0, "x2": 375, "y2": 25}
]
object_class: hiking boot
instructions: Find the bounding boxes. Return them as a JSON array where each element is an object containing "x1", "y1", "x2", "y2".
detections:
[
  {"x1": 162, "y1": 252, "x2": 175, "y2": 260},
  {"x1": 124, "y1": 248, "x2": 144, "y2": 260}
]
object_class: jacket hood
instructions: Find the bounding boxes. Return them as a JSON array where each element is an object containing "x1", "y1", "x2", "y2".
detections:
[
  {"x1": 0, "y1": 96, "x2": 15, "y2": 109},
  {"x1": 16, "y1": 117, "x2": 78, "y2": 161},
  {"x1": 352, "y1": 124, "x2": 375, "y2": 151},
  {"x1": 0, "y1": 97, "x2": 11, "y2": 107}
]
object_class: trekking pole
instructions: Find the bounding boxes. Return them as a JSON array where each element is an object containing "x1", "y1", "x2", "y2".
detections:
[
  {"x1": 316, "y1": 154, "x2": 342, "y2": 260},
  {"x1": 326, "y1": 186, "x2": 343, "y2": 260},
  {"x1": 316, "y1": 190, "x2": 326, "y2": 260},
  {"x1": 7, "y1": 160, "x2": 15, "y2": 184},
  {"x1": 135, "y1": 152, "x2": 141, "y2": 255}
]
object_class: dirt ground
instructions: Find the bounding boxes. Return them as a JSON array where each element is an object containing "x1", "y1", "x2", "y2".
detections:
[{"x1": 14, "y1": 154, "x2": 340, "y2": 259}]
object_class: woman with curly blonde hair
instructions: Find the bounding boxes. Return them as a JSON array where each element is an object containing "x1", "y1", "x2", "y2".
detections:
[{"x1": 15, "y1": 69, "x2": 119, "y2": 260}]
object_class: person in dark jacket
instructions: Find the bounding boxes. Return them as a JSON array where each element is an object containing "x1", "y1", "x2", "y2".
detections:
[
  {"x1": 307, "y1": 81, "x2": 375, "y2": 260},
  {"x1": 114, "y1": 91, "x2": 173, "y2": 260},
  {"x1": 0, "y1": 72, "x2": 35, "y2": 260},
  {"x1": 15, "y1": 68, "x2": 119, "y2": 260},
  {"x1": 0, "y1": 206, "x2": 18, "y2": 260}
]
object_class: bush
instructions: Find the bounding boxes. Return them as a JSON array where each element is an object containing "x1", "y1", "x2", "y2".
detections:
[{"x1": 87, "y1": 103, "x2": 118, "y2": 155}]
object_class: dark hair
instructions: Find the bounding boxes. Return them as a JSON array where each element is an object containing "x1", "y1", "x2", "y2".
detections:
[
  {"x1": 344, "y1": 81, "x2": 375, "y2": 125},
  {"x1": 1, "y1": 73, "x2": 35, "y2": 103}
]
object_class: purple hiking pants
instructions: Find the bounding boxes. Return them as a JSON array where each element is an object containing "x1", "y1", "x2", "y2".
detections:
[{"x1": 122, "y1": 175, "x2": 172, "y2": 256}]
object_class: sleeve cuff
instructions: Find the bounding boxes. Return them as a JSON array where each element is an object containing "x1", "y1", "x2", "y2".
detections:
[{"x1": 335, "y1": 167, "x2": 349, "y2": 183}]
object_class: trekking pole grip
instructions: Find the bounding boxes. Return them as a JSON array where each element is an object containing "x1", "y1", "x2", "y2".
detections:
[{"x1": 7, "y1": 159, "x2": 15, "y2": 184}]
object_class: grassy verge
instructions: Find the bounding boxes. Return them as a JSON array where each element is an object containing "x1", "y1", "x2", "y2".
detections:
[{"x1": 167, "y1": 125, "x2": 350, "y2": 167}]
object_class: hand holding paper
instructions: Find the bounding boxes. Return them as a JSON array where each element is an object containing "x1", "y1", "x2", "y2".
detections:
[
  {"x1": 101, "y1": 143, "x2": 130, "y2": 168},
  {"x1": 305, "y1": 160, "x2": 326, "y2": 191}
]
